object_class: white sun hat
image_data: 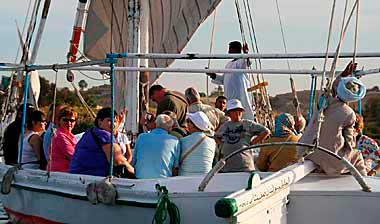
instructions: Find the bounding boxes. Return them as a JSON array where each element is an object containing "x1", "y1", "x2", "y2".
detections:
[
  {"x1": 226, "y1": 99, "x2": 245, "y2": 113},
  {"x1": 187, "y1": 111, "x2": 211, "y2": 131}
]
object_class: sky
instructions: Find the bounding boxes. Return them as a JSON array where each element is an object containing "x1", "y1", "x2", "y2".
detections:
[{"x1": 0, "y1": 0, "x2": 379, "y2": 97}]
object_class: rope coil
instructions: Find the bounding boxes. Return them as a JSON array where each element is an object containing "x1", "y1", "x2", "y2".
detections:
[{"x1": 153, "y1": 184, "x2": 181, "y2": 224}]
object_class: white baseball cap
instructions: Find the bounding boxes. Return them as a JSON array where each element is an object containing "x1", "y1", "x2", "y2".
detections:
[
  {"x1": 187, "y1": 111, "x2": 211, "y2": 131},
  {"x1": 226, "y1": 99, "x2": 245, "y2": 113}
]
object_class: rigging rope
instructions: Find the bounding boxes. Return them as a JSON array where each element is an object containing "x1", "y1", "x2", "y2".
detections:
[
  {"x1": 274, "y1": 0, "x2": 301, "y2": 114},
  {"x1": 313, "y1": 0, "x2": 359, "y2": 155},
  {"x1": 23, "y1": 0, "x2": 42, "y2": 62},
  {"x1": 70, "y1": 82, "x2": 96, "y2": 119},
  {"x1": 67, "y1": 43, "x2": 110, "y2": 81},
  {"x1": 46, "y1": 67, "x2": 59, "y2": 178},
  {"x1": 235, "y1": 0, "x2": 274, "y2": 130},
  {"x1": 320, "y1": 0, "x2": 337, "y2": 93},
  {"x1": 240, "y1": 0, "x2": 259, "y2": 107},
  {"x1": 242, "y1": 0, "x2": 259, "y2": 70},
  {"x1": 353, "y1": 0, "x2": 360, "y2": 65},
  {"x1": 234, "y1": 0, "x2": 246, "y2": 44},
  {"x1": 77, "y1": 70, "x2": 110, "y2": 81},
  {"x1": 274, "y1": 0, "x2": 291, "y2": 73},
  {"x1": 326, "y1": 0, "x2": 350, "y2": 92},
  {"x1": 206, "y1": 8, "x2": 218, "y2": 103},
  {"x1": 241, "y1": 0, "x2": 262, "y2": 119},
  {"x1": 15, "y1": 0, "x2": 33, "y2": 63},
  {"x1": 152, "y1": 184, "x2": 181, "y2": 224},
  {"x1": 353, "y1": 0, "x2": 362, "y2": 115}
]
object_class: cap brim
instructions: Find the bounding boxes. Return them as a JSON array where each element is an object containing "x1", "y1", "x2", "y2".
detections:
[{"x1": 226, "y1": 107, "x2": 245, "y2": 113}]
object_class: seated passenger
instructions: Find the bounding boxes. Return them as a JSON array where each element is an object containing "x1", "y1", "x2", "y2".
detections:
[
  {"x1": 132, "y1": 114, "x2": 180, "y2": 179},
  {"x1": 162, "y1": 110, "x2": 188, "y2": 139},
  {"x1": 179, "y1": 111, "x2": 216, "y2": 176},
  {"x1": 356, "y1": 135, "x2": 380, "y2": 176},
  {"x1": 256, "y1": 113, "x2": 301, "y2": 172},
  {"x1": 298, "y1": 77, "x2": 367, "y2": 175},
  {"x1": 70, "y1": 108, "x2": 134, "y2": 177},
  {"x1": 43, "y1": 104, "x2": 66, "y2": 163},
  {"x1": 185, "y1": 87, "x2": 228, "y2": 135},
  {"x1": 48, "y1": 107, "x2": 78, "y2": 172},
  {"x1": 114, "y1": 110, "x2": 132, "y2": 162},
  {"x1": 294, "y1": 111, "x2": 306, "y2": 134},
  {"x1": 2, "y1": 104, "x2": 34, "y2": 165},
  {"x1": 354, "y1": 114, "x2": 380, "y2": 176},
  {"x1": 215, "y1": 99, "x2": 270, "y2": 172},
  {"x1": 141, "y1": 112, "x2": 156, "y2": 133},
  {"x1": 21, "y1": 110, "x2": 46, "y2": 169}
]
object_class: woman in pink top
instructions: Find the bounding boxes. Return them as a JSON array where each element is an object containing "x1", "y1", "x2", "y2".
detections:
[{"x1": 48, "y1": 107, "x2": 78, "y2": 172}]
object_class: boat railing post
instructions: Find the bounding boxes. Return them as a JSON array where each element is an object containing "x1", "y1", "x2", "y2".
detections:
[
  {"x1": 106, "y1": 54, "x2": 118, "y2": 177},
  {"x1": 17, "y1": 66, "x2": 31, "y2": 166},
  {"x1": 105, "y1": 53, "x2": 127, "y2": 177},
  {"x1": 307, "y1": 67, "x2": 317, "y2": 123}
]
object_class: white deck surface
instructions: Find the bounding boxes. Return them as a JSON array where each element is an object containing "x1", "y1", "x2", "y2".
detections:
[
  {"x1": 291, "y1": 174, "x2": 380, "y2": 195},
  {"x1": 288, "y1": 174, "x2": 380, "y2": 224}
]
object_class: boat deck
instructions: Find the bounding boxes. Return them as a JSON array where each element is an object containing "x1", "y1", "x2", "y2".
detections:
[
  {"x1": 288, "y1": 174, "x2": 380, "y2": 224},
  {"x1": 291, "y1": 174, "x2": 380, "y2": 195}
]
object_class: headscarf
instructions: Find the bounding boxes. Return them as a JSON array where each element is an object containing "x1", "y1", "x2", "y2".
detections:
[
  {"x1": 336, "y1": 77, "x2": 366, "y2": 103},
  {"x1": 357, "y1": 135, "x2": 380, "y2": 168},
  {"x1": 274, "y1": 113, "x2": 298, "y2": 137}
]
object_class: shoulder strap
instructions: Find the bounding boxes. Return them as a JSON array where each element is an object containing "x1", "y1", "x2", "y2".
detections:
[{"x1": 180, "y1": 135, "x2": 207, "y2": 165}]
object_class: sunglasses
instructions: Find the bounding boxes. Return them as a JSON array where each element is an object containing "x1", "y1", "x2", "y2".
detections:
[{"x1": 62, "y1": 118, "x2": 76, "y2": 123}]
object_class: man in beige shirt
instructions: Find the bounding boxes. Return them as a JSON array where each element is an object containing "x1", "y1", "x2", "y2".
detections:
[{"x1": 298, "y1": 76, "x2": 367, "y2": 175}]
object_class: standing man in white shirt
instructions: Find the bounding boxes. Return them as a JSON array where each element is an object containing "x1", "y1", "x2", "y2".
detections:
[{"x1": 206, "y1": 41, "x2": 255, "y2": 121}]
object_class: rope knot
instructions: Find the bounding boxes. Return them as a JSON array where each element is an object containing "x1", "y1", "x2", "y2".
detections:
[
  {"x1": 52, "y1": 64, "x2": 59, "y2": 72},
  {"x1": 153, "y1": 184, "x2": 180, "y2": 224}
]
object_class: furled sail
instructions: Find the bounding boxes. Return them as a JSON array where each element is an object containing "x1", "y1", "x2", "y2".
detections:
[
  {"x1": 28, "y1": 71, "x2": 40, "y2": 106},
  {"x1": 84, "y1": 0, "x2": 221, "y2": 111}
]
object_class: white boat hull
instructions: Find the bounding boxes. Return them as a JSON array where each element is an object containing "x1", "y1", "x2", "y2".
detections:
[
  {"x1": 0, "y1": 165, "x2": 250, "y2": 224},
  {"x1": 1, "y1": 162, "x2": 380, "y2": 224}
]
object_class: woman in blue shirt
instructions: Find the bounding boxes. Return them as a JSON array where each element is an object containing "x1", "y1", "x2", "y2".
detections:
[{"x1": 70, "y1": 108, "x2": 134, "y2": 177}]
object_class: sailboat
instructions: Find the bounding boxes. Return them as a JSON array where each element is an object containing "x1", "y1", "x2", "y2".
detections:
[{"x1": 1, "y1": 0, "x2": 380, "y2": 223}]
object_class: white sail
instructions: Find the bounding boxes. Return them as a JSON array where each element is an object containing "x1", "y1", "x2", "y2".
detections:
[{"x1": 84, "y1": 0, "x2": 221, "y2": 111}]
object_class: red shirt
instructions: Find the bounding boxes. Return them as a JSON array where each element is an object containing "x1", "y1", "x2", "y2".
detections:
[{"x1": 48, "y1": 128, "x2": 77, "y2": 172}]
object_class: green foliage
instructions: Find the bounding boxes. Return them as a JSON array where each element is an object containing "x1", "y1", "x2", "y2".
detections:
[
  {"x1": 199, "y1": 92, "x2": 206, "y2": 97},
  {"x1": 72, "y1": 110, "x2": 94, "y2": 134},
  {"x1": 362, "y1": 97, "x2": 380, "y2": 141},
  {"x1": 38, "y1": 76, "x2": 99, "y2": 134},
  {"x1": 78, "y1": 79, "x2": 88, "y2": 91}
]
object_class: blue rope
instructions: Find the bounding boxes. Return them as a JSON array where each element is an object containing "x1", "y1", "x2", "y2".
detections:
[
  {"x1": 307, "y1": 74, "x2": 316, "y2": 123},
  {"x1": 108, "y1": 57, "x2": 116, "y2": 177},
  {"x1": 17, "y1": 71, "x2": 31, "y2": 165},
  {"x1": 357, "y1": 99, "x2": 362, "y2": 116}
]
